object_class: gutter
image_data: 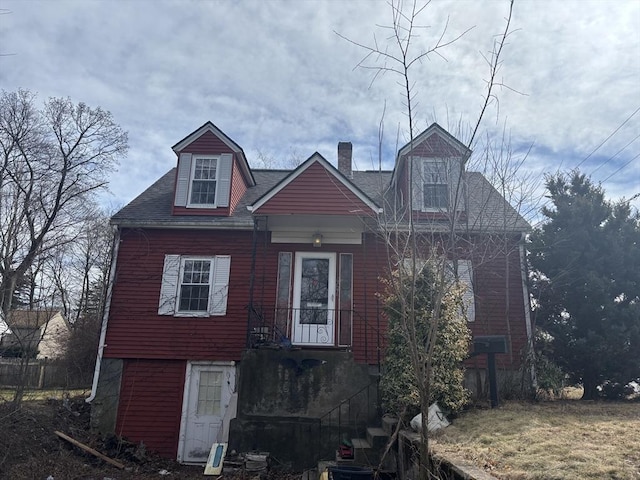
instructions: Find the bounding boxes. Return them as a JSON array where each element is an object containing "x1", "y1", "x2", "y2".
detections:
[
  {"x1": 519, "y1": 232, "x2": 537, "y2": 389},
  {"x1": 86, "y1": 227, "x2": 121, "y2": 403}
]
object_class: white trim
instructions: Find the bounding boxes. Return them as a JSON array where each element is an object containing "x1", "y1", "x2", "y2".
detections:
[
  {"x1": 175, "y1": 153, "x2": 192, "y2": 207},
  {"x1": 159, "y1": 255, "x2": 231, "y2": 317},
  {"x1": 214, "y1": 153, "x2": 233, "y2": 208},
  {"x1": 176, "y1": 362, "x2": 193, "y2": 463},
  {"x1": 158, "y1": 255, "x2": 181, "y2": 315},
  {"x1": 173, "y1": 123, "x2": 241, "y2": 154},
  {"x1": 397, "y1": 123, "x2": 471, "y2": 161},
  {"x1": 175, "y1": 256, "x2": 215, "y2": 316},
  {"x1": 291, "y1": 251, "x2": 337, "y2": 346},
  {"x1": 249, "y1": 153, "x2": 382, "y2": 214},
  {"x1": 177, "y1": 360, "x2": 237, "y2": 464},
  {"x1": 86, "y1": 228, "x2": 120, "y2": 404},
  {"x1": 187, "y1": 155, "x2": 220, "y2": 208},
  {"x1": 271, "y1": 230, "x2": 362, "y2": 245},
  {"x1": 456, "y1": 259, "x2": 475, "y2": 323},
  {"x1": 210, "y1": 255, "x2": 231, "y2": 316},
  {"x1": 519, "y1": 236, "x2": 537, "y2": 389},
  {"x1": 420, "y1": 158, "x2": 450, "y2": 212}
]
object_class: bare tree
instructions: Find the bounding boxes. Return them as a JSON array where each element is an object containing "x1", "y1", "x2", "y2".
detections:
[
  {"x1": 54, "y1": 209, "x2": 114, "y2": 385},
  {"x1": 0, "y1": 89, "x2": 128, "y2": 321},
  {"x1": 339, "y1": 2, "x2": 529, "y2": 478}
]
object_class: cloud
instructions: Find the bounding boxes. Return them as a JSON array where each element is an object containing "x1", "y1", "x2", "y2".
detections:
[{"x1": 1, "y1": 0, "x2": 638, "y2": 210}]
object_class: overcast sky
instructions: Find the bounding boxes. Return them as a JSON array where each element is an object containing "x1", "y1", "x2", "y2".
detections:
[{"x1": 2, "y1": 0, "x2": 639, "y2": 221}]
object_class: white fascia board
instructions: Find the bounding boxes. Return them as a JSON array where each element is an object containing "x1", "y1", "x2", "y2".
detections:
[{"x1": 111, "y1": 220, "x2": 255, "y2": 230}]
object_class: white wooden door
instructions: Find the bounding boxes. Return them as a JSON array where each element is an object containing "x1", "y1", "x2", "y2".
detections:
[
  {"x1": 178, "y1": 363, "x2": 235, "y2": 464},
  {"x1": 292, "y1": 252, "x2": 336, "y2": 346}
]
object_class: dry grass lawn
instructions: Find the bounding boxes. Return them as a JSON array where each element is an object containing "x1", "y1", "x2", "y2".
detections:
[{"x1": 431, "y1": 395, "x2": 640, "y2": 479}]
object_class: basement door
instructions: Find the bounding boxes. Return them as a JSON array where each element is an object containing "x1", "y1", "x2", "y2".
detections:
[
  {"x1": 178, "y1": 362, "x2": 235, "y2": 464},
  {"x1": 291, "y1": 252, "x2": 336, "y2": 346}
]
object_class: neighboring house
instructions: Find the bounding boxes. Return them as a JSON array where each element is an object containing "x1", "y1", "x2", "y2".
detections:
[
  {"x1": 89, "y1": 122, "x2": 533, "y2": 467},
  {"x1": 0, "y1": 310, "x2": 70, "y2": 359}
]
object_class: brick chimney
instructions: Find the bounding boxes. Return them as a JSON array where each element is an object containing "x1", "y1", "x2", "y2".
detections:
[{"x1": 338, "y1": 142, "x2": 352, "y2": 177}]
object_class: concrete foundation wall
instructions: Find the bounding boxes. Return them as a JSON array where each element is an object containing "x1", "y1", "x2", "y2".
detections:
[
  {"x1": 230, "y1": 349, "x2": 378, "y2": 470},
  {"x1": 236, "y1": 349, "x2": 374, "y2": 418},
  {"x1": 90, "y1": 358, "x2": 123, "y2": 434}
]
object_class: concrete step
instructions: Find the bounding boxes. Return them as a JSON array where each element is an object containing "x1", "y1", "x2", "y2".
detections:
[
  {"x1": 352, "y1": 437, "x2": 380, "y2": 465},
  {"x1": 366, "y1": 427, "x2": 388, "y2": 450},
  {"x1": 381, "y1": 415, "x2": 398, "y2": 436}
]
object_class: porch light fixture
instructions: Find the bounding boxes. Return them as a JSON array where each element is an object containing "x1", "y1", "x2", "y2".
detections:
[{"x1": 312, "y1": 233, "x2": 322, "y2": 247}]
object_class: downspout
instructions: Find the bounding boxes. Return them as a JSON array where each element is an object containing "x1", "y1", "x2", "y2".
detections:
[
  {"x1": 246, "y1": 217, "x2": 258, "y2": 347},
  {"x1": 86, "y1": 227, "x2": 121, "y2": 403},
  {"x1": 519, "y1": 232, "x2": 537, "y2": 389}
]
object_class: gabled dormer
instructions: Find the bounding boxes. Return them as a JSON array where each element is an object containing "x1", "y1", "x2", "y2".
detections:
[
  {"x1": 391, "y1": 123, "x2": 471, "y2": 215},
  {"x1": 248, "y1": 152, "x2": 381, "y2": 216},
  {"x1": 171, "y1": 122, "x2": 255, "y2": 216}
]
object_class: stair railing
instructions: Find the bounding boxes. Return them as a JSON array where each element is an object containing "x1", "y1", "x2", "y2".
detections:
[{"x1": 315, "y1": 380, "x2": 380, "y2": 465}]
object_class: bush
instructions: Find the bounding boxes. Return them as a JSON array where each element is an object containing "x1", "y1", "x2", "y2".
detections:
[
  {"x1": 380, "y1": 262, "x2": 471, "y2": 416},
  {"x1": 535, "y1": 354, "x2": 566, "y2": 397}
]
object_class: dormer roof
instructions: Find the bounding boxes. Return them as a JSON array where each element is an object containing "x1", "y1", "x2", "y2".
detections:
[
  {"x1": 391, "y1": 122, "x2": 472, "y2": 188},
  {"x1": 172, "y1": 121, "x2": 255, "y2": 187}
]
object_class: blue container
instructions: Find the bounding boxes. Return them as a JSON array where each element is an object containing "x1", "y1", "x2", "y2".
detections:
[{"x1": 329, "y1": 465, "x2": 374, "y2": 480}]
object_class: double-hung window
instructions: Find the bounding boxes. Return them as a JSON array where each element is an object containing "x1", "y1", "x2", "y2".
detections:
[
  {"x1": 174, "y1": 153, "x2": 232, "y2": 209},
  {"x1": 189, "y1": 156, "x2": 218, "y2": 207},
  {"x1": 423, "y1": 160, "x2": 449, "y2": 210},
  {"x1": 158, "y1": 255, "x2": 231, "y2": 317},
  {"x1": 178, "y1": 259, "x2": 213, "y2": 312}
]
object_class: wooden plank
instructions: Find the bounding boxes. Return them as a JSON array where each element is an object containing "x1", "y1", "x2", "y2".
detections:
[{"x1": 54, "y1": 431, "x2": 125, "y2": 469}]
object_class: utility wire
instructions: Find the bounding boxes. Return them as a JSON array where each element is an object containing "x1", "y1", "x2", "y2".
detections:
[
  {"x1": 589, "y1": 133, "x2": 640, "y2": 176},
  {"x1": 562, "y1": 105, "x2": 640, "y2": 172},
  {"x1": 601, "y1": 152, "x2": 640, "y2": 183}
]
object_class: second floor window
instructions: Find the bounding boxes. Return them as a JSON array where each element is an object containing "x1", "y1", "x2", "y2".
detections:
[
  {"x1": 179, "y1": 259, "x2": 212, "y2": 312},
  {"x1": 189, "y1": 157, "x2": 218, "y2": 206},
  {"x1": 423, "y1": 160, "x2": 448, "y2": 209}
]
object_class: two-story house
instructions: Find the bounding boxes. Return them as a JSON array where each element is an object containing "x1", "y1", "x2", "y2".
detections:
[{"x1": 88, "y1": 122, "x2": 532, "y2": 468}]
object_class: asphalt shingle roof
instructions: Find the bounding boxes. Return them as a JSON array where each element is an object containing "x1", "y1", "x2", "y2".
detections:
[{"x1": 112, "y1": 167, "x2": 529, "y2": 233}]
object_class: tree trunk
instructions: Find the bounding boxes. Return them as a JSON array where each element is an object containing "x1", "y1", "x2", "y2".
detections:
[{"x1": 581, "y1": 376, "x2": 599, "y2": 400}]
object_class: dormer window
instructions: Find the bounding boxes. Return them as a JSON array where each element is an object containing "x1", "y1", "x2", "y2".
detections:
[
  {"x1": 189, "y1": 156, "x2": 218, "y2": 206},
  {"x1": 423, "y1": 160, "x2": 448, "y2": 210},
  {"x1": 174, "y1": 152, "x2": 233, "y2": 210}
]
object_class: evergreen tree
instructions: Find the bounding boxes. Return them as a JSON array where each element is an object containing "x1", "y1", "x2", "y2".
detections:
[{"x1": 530, "y1": 172, "x2": 640, "y2": 399}]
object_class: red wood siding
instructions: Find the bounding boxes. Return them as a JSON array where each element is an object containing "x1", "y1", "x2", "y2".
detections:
[
  {"x1": 179, "y1": 130, "x2": 234, "y2": 155},
  {"x1": 104, "y1": 229, "x2": 253, "y2": 360},
  {"x1": 403, "y1": 133, "x2": 461, "y2": 158},
  {"x1": 256, "y1": 162, "x2": 374, "y2": 215},
  {"x1": 116, "y1": 359, "x2": 185, "y2": 458},
  {"x1": 229, "y1": 154, "x2": 247, "y2": 214},
  {"x1": 466, "y1": 237, "x2": 529, "y2": 370},
  {"x1": 105, "y1": 226, "x2": 528, "y2": 369}
]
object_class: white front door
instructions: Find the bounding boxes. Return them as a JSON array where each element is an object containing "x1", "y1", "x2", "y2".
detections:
[
  {"x1": 292, "y1": 252, "x2": 336, "y2": 346},
  {"x1": 178, "y1": 362, "x2": 235, "y2": 464}
]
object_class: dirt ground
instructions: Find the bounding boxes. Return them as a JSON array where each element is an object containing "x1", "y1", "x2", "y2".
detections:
[{"x1": 0, "y1": 396, "x2": 284, "y2": 480}]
